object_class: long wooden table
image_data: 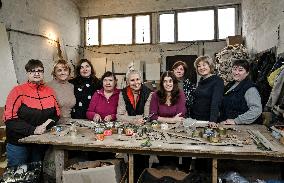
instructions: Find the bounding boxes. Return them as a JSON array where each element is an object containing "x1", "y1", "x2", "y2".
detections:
[{"x1": 20, "y1": 125, "x2": 284, "y2": 183}]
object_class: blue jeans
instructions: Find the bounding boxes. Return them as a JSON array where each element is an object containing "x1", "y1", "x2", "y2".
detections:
[{"x1": 6, "y1": 143, "x2": 47, "y2": 167}]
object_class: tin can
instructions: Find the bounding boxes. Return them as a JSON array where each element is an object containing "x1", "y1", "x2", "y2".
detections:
[
  {"x1": 208, "y1": 134, "x2": 220, "y2": 143},
  {"x1": 96, "y1": 134, "x2": 105, "y2": 141},
  {"x1": 103, "y1": 129, "x2": 112, "y2": 136},
  {"x1": 118, "y1": 128, "x2": 123, "y2": 135},
  {"x1": 161, "y1": 123, "x2": 168, "y2": 130},
  {"x1": 217, "y1": 127, "x2": 227, "y2": 136},
  {"x1": 111, "y1": 127, "x2": 117, "y2": 134},
  {"x1": 192, "y1": 130, "x2": 201, "y2": 138},
  {"x1": 51, "y1": 126, "x2": 62, "y2": 133},
  {"x1": 125, "y1": 128, "x2": 134, "y2": 136},
  {"x1": 94, "y1": 127, "x2": 105, "y2": 134}
]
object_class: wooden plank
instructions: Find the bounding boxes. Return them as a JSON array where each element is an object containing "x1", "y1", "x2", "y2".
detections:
[
  {"x1": 212, "y1": 158, "x2": 218, "y2": 183},
  {"x1": 128, "y1": 154, "x2": 134, "y2": 183},
  {"x1": 55, "y1": 149, "x2": 65, "y2": 183}
]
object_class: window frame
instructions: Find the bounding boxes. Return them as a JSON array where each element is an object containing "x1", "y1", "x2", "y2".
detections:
[
  {"x1": 84, "y1": 4, "x2": 240, "y2": 46},
  {"x1": 158, "y1": 4, "x2": 240, "y2": 43},
  {"x1": 84, "y1": 13, "x2": 152, "y2": 47}
]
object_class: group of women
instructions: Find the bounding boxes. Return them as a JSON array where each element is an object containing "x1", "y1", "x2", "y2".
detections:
[{"x1": 3, "y1": 55, "x2": 262, "y2": 169}]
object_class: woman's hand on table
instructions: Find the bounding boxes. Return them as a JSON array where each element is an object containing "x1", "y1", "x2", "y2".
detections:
[
  {"x1": 93, "y1": 114, "x2": 102, "y2": 122},
  {"x1": 208, "y1": 122, "x2": 218, "y2": 128},
  {"x1": 104, "y1": 115, "x2": 112, "y2": 122},
  {"x1": 220, "y1": 119, "x2": 236, "y2": 125},
  {"x1": 170, "y1": 113, "x2": 184, "y2": 124}
]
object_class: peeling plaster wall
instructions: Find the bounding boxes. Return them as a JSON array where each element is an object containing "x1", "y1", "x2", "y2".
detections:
[
  {"x1": 242, "y1": 0, "x2": 284, "y2": 55},
  {"x1": 79, "y1": 0, "x2": 241, "y2": 73},
  {"x1": 80, "y1": 0, "x2": 241, "y2": 17},
  {"x1": 0, "y1": 0, "x2": 80, "y2": 83}
]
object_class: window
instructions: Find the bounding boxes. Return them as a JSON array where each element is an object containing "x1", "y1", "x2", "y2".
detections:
[
  {"x1": 158, "y1": 6, "x2": 238, "y2": 43},
  {"x1": 159, "y1": 13, "x2": 175, "y2": 43},
  {"x1": 178, "y1": 10, "x2": 214, "y2": 41},
  {"x1": 218, "y1": 7, "x2": 236, "y2": 39},
  {"x1": 135, "y1": 15, "x2": 151, "y2": 44},
  {"x1": 85, "y1": 18, "x2": 99, "y2": 46},
  {"x1": 101, "y1": 17, "x2": 132, "y2": 45},
  {"x1": 84, "y1": 5, "x2": 238, "y2": 45}
]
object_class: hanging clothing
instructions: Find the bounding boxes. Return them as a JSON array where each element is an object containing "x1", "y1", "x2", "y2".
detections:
[
  {"x1": 250, "y1": 52, "x2": 276, "y2": 107},
  {"x1": 266, "y1": 67, "x2": 284, "y2": 116},
  {"x1": 69, "y1": 76, "x2": 102, "y2": 119}
]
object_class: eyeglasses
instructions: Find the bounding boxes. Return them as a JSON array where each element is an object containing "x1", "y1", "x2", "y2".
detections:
[{"x1": 28, "y1": 69, "x2": 44, "y2": 74}]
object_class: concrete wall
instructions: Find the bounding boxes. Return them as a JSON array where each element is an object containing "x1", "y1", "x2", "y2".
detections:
[
  {"x1": 0, "y1": 0, "x2": 81, "y2": 83},
  {"x1": 242, "y1": 0, "x2": 284, "y2": 55},
  {"x1": 79, "y1": 0, "x2": 241, "y2": 73}
]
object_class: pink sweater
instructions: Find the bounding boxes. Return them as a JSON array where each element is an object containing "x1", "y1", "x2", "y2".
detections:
[{"x1": 86, "y1": 88, "x2": 120, "y2": 121}]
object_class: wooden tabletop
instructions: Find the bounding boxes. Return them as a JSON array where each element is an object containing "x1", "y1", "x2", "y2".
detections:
[{"x1": 19, "y1": 124, "x2": 284, "y2": 161}]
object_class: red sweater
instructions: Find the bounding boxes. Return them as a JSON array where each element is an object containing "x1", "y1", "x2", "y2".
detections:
[{"x1": 3, "y1": 82, "x2": 60, "y2": 144}]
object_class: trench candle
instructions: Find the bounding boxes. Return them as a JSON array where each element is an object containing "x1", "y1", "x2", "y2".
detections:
[
  {"x1": 96, "y1": 134, "x2": 105, "y2": 141},
  {"x1": 125, "y1": 128, "x2": 134, "y2": 136},
  {"x1": 104, "y1": 129, "x2": 112, "y2": 136},
  {"x1": 161, "y1": 123, "x2": 168, "y2": 130}
]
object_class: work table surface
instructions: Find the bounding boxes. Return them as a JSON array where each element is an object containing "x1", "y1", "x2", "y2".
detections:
[{"x1": 20, "y1": 124, "x2": 284, "y2": 161}]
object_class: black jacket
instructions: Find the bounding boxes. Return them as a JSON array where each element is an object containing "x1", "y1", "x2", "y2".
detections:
[
  {"x1": 191, "y1": 75, "x2": 224, "y2": 122},
  {"x1": 69, "y1": 76, "x2": 102, "y2": 119}
]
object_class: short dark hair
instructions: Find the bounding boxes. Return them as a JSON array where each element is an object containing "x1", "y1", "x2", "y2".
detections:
[
  {"x1": 232, "y1": 59, "x2": 250, "y2": 72},
  {"x1": 101, "y1": 71, "x2": 117, "y2": 81},
  {"x1": 25, "y1": 59, "x2": 44, "y2": 72},
  {"x1": 75, "y1": 59, "x2": 96, "y2": 78},
  {"x1": 172, "y1": 61, "x2": 188, "y2": 75}
]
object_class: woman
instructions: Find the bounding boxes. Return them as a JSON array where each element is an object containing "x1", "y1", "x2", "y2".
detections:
[
  {"x1": 116, "y1": 66, "x2": 152, "y2": 182},
  {"x1": 87, "y1": 71, "x2": 120, "y2": 122},
  {"x1": 150, "y1": 71, "x2": 186, "y2": 123},
  {"x1": 149, "y1": 71, "x2": 187, "y2": 171},
  {"x1": 190, "y1": 55, "x2": 224, "y2": 123},
  {"x1": 69, "y1": 59, "x2": 102, "y2": 119},
  {"x1": 219, "y1": 59, "x2": 262, "y2": 125},
  {"x1": 3, "y1": 59, "x2": 60, "y2": 167},
  {"x1": 172, "y1": 61, "x2": 196, "y2": 116},
  {"x1": 117, "y1": 66, "x2": 152, "y2": 124},
  {"x1": 47, "y1": 59, "x2": 76, "y2": 124}
]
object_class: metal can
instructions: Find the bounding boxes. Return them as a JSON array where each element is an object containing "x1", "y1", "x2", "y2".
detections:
[
  {"x1": 103, "y1": 129, "x2": 112, "y2": 136},
  {"x1": 118, "y1": 128, "x2": 123, "y2": 135},
  {"x1": 161, "y1": 123, "x2": 168, "y2": 130},
  {"x1": 96, "y1": 134, "x2": 105, "y2": 141},
  {"x1": 51, "y1": 126, "x2": 62, "y2": 133}
]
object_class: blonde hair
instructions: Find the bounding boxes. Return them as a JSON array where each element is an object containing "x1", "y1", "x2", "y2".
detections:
[
  {"x1": 52, "y1": 59, "x2": 71, "y2": 78},
  {"x1": 194, "y1": 55, "x2": 215, "y2": 74}
]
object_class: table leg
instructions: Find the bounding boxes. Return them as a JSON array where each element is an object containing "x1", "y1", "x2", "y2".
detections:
[
  {"x1": 212, "y1": 158, "x2": 218, "y2": 183},
  {"x1": 55, "y1": 149, "x2": 65, "y2": 183},
  {"x1": 129, "y1": 154, "x2": 134, "y2": 183}
]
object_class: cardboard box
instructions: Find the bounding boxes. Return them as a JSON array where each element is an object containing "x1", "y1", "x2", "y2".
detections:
[
  {"x1": 63, "y1": 159, "x2": 122, "y2": 183},
  {"x1": 0, "y1": 107, "x2": 4, "y2": 126},
  {"x1": 226, "y1": 35, "x2": 243, "y2": 46}
]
